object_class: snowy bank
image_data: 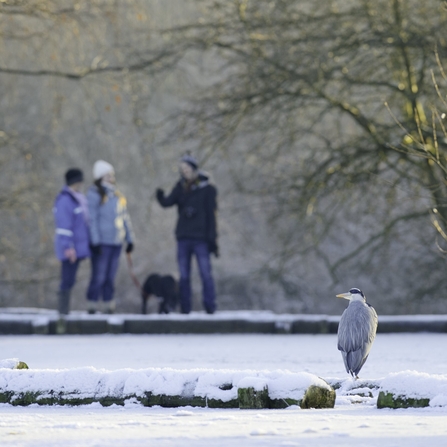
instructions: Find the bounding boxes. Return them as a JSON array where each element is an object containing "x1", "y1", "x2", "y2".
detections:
[
  {"x1": 2, "y1": 359, "x2": 447, "y2": 409},
  {"x1": 0, "y1": 359, "x2": 447, "y2": 408},
  {"x1": 0, "y1": 360, "x2": 335, "y2": 409}
]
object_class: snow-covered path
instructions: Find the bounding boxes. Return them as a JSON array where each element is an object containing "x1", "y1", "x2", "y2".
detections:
[{"x1": 1, "y1": 333, "x2": 447, "y2": 446}]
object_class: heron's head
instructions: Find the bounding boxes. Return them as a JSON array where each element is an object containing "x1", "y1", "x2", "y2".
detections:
[{"x1": 336, "y1": 288, "x2": 365, "y2": 302}]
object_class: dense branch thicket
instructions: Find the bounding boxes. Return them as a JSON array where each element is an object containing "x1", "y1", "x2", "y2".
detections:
[{"x1": 156, "y1": 0, "x2": 447, "y2": 308}]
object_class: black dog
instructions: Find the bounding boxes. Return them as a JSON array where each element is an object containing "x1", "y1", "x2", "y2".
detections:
[{"x1": 141, "y1": 274, "x2": 178, "y2": 314}]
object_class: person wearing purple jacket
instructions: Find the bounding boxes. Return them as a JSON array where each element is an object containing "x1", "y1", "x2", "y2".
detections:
[{"x1": 53, "y1": 169, "x2": 90, "y2": 316}]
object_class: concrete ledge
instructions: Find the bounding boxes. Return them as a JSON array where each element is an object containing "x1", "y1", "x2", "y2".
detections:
[
  {"x1": 291, "y1": 319, "x2": 333, "y2": 334},
  {"x1": 377, "y1": 320, "x2": 447, "y2": 333},
  {"x1": 1, "y1": 310, "x2": 447, "y2": 335},
  {"x1": 123, "y1": 319, "x2": 277, "y2": 334},
  {"x1": 0, "y1": 320, "x2": 33, "y2": 335},
  {"x1": 48, "y1": 319, "x2": 110, "y2": 335}
]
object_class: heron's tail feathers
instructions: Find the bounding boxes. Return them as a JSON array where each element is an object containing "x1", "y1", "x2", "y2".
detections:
[{"x1": 344, "y1": 350, "x2": 369, "y2": 376}]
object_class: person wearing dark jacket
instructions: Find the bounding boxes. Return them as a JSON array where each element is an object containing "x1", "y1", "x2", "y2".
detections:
[
  {"x1": 156, "y1": 154, "x2": 218, "y2": 314},
  {"x1": 53, "y1": 168, "x2": 90, "y2": 316}
]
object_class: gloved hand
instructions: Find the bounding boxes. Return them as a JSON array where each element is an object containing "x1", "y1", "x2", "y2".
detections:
[
  {"x1": 126, "y1": 242, "x2": 134, "y2": 254},
  {"x1": 208, "y1": 241, "x2": 219, "y2": 258},
  {"x1": 90, "y1": 244, "x2": 102, "y2": 256},
  {"x1": 156, "y1": 188, "x2": 164, "y2": 202}
]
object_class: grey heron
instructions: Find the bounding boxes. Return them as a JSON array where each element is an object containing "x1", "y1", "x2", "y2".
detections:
[{"x1": 336, "y1": 288, "x2": 378, "y2": 379}]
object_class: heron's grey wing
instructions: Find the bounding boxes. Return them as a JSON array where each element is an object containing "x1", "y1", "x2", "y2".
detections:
[
  {"x1": 337, "y1": 307, "x2": 362, "y2": 374},
  {"x1": 353, "y1": 305, "x2": 378, "y2": 374},
  {"x1": 337, "y1": 303, "x2": 378, "y2": 375}
]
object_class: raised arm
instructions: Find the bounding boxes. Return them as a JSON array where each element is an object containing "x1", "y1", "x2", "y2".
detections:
[{"x1": 156, "y1": 182, "x2": 181, "y2": 208}]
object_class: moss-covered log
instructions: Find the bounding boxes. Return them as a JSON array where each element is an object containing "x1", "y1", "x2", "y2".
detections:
[
  {"x1": 300, "y1": 384, "x2": 336, "y2": 409},
  {"x1": 0, "y1": 364, "x2": 336, "y2": 409},
  {"x1": 14, "y1": 361, "x2": 29, "y2": 370},
  {"x1": 0, "y1": 384, "x2": 336, "y2": 409},
  {"x1": 377, "y1": 392, "x2": 430, "y2": 409},
  {"x1": 238, "y1": 386, "x2": 270, "y2": 409},
  {"x1": 140, "y1": 393, "x2": 207, "y2": 408},
  {"x1": 0, "y1": 359, "x2": 29, "y2": 370}
]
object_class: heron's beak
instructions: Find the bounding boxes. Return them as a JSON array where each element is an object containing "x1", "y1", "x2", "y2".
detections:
[{"x1": 336, "y1": 293, "x2": 351, "y2": 300}]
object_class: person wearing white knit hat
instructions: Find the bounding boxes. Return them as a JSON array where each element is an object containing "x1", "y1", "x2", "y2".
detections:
[
  {"x1": 93, "y1": 160, "x2": 114, "y2": 180},
  {"x1": 86, "y1": 160, "x2": 135, "y2": 314}
]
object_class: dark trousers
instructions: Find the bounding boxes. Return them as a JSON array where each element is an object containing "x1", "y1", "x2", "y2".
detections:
[
  {"x1": 177, "y1": 239, "x2": 216, "y2": 314},
  {"x1": 60, "y1": 259, "x2": 81, "y2": 291},
  {"x1": 87, "y1": 244, "x2": 122, "y2": 302}
]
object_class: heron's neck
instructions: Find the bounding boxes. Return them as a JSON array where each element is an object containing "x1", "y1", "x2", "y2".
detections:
[{"x1": 349, "y1": 296, "x2": 365, "y2": 303}]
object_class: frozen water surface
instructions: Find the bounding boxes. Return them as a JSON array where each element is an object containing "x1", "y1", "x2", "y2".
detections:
[{"x1": 1, "y1": 332, "x2": 447, "y2": 446}]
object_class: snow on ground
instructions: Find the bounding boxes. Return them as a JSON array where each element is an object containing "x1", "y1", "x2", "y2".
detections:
[{"x1": 1, "y1": 333, "x2": 447, "y2": 446}]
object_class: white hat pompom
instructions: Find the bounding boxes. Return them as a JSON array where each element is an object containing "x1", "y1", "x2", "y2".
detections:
[{"x1": 93, "y1": 160, "x2": 114, "y2": 180}]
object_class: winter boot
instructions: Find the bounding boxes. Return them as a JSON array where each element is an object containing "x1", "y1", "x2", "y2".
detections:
[
  {"x1": 56, "y1": 317, "x2": 67, "y2": 335},
  {"x1": 105, "y1": 299, "x2": 116, "y2": 314},
  {"x1": 58, "y1": 290, "x2": 71, "y2": 316},
  {"x1": 88, "y1": 301, "x2": 99, "y2": 314}
]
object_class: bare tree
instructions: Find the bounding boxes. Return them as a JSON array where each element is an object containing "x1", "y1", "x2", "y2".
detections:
[{"x1": 146, "y1": 0, "x2": 447, "y2": 309}]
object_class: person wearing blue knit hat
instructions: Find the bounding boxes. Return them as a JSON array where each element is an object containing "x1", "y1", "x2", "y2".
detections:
[{"x1": 156, "y1": 153, "x2": 218, "y2": 314}]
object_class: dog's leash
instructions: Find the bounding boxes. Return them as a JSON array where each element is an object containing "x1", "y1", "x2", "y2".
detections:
[{"x1": 126, "y1": 252, "x2": 142, "y2": 291}]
